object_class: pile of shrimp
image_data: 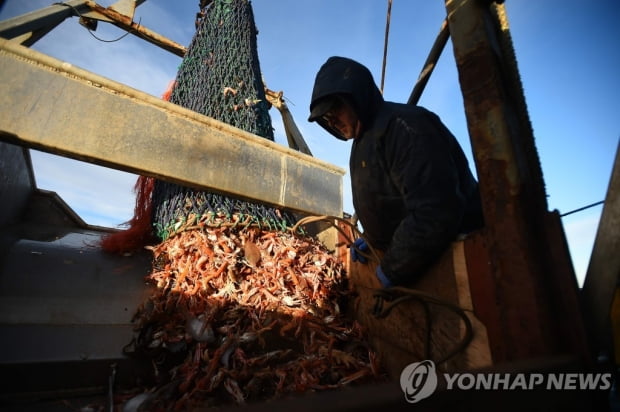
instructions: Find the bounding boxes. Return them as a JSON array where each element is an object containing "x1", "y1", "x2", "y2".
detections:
[{"x1": 121, "y1": 221, "x2": 385, "y2": 410}]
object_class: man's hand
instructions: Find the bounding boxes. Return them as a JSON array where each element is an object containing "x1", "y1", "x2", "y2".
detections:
[{"x1": 350, "y1": 238, "x2": 369, "y2": 263}]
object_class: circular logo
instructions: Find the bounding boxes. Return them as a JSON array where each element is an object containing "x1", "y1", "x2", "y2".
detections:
[{"x1": 400, "y1": 360, "x2": 438, "y2": 403}]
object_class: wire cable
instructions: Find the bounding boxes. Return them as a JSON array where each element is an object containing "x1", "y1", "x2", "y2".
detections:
[
  {"x1": 560, "y1": 200, "x2": 604, "y2": 217},
  {"x1": 53, "y1": 2, "x2": 141, "y2": 43}
]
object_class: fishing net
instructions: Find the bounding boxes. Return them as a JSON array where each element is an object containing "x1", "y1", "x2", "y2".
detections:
[
  {"x1": 111, "y1": 2, "x2": 386, "y2": 408},
  {"x1": 152, "y1": 0, "x2": 295, "y2": 241},
  {"x1": 172, "y1": 0, "x2": 272, "y2": 138}
]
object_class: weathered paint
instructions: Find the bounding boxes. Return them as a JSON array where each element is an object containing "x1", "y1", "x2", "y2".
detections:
[
  {"x1": 445, "y1": 0, "x2": 588, "y2": 362},
  {"x1": 83, "y1": 1, "x2": 186, "y2": 56},
  {"x1": 0, "y1": 0, "x2": 185, "y2": 56}
]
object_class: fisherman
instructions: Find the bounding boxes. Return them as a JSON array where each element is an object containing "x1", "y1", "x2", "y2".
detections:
[{"x1": 308, "y1": 56, "x2": 483, "y2": 288}]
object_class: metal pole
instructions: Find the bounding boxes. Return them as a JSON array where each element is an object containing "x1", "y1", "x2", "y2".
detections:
[
  {"x1": 0, "y1": 0, "x2": 90, "y2": 46},
  {"x1": 380, "y1": 0, "x2": 392, "y2": 95},
  {"x1": 407, "y1": 18, "x2": 449, "y2": 106}
]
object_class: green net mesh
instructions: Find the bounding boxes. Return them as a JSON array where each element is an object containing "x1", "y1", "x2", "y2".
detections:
[
  {"x1": 172, "y1": 0, "x2": 273, "y2": 138},
  {"x1": 152, "y1": 0, "x2": 296, "y2": 240}
]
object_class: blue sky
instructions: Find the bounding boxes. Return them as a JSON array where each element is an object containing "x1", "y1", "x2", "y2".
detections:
[{"x1": 1, "y1": 0, "x2": 618, "y2": 285}]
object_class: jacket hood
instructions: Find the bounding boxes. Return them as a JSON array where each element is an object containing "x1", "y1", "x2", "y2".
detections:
[{"x1": 308, "y1": 56, "x2": 384, "y2": 140}]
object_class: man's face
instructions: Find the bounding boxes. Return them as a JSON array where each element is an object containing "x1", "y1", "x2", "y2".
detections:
[{"x1": 322, "y1": 99, "x2": 361, "y2": 140}]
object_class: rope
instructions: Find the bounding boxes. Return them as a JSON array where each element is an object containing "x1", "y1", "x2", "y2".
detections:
[
  {"x1": 372, "y1": 286, "x2": 474, "y2": 365},
  {"x1": 291, "y1": 215, "x2": 382, "y2": 264},
  {"x1": 380, "y1": 0, "x2": 393, "y2": 95}
]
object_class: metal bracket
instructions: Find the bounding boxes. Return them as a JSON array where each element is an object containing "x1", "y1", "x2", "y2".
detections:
[
  {"x1": 0, "y1": 0, "x2": 185, "y2": 56},
  {"x1": 109, "y1": 0, "x2": 139, "y2": 20},
  {"x1": 264, "y1": 88, "x2": 313, "y2": 156}
]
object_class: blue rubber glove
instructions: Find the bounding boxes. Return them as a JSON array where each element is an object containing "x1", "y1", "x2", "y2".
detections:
[
  {"x1": 350, "y1": 238, "x2": 369, "y2": 263},
  {"x1": 376, "y1": 265, "x2": 394, "y2": 288}
]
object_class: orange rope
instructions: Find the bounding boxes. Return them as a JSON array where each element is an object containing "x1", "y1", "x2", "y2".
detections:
[{"x1": 100, "y1": 175, "x2": 156, "y2": 254}]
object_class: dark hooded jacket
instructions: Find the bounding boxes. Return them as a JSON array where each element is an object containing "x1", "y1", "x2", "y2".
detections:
[{"x1": 309, "y1": 56, "x2": 483, "y2": 286}]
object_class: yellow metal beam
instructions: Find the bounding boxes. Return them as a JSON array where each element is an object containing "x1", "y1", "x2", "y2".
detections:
[{"x1": 0, "y1": 39, "x2": 344, "y2": 217}]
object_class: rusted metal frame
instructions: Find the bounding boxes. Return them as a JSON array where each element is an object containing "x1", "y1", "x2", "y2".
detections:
[
  {"x1": 543, "y1": 211, "x2": 592, "y2": 363},
  {"x1": 445, "y1": 0, "x2": 588, "y2": 362},
  {"x1": 407, "y1": 18, "x2": 450, "y2": 106},
  {"x1": 107, "y1": 0, "x2": 145, "y2": 18},
  {"x1": 582, "y1": 140, "x2": 620, "y2": 360},
  {"x1": 0, "y1": 0, "x2": 90, "y2": 45},
  {"x1": 264, "y1": 88, "x2": 313, "y2": 156},
  {"x1": 0, "y1": 39, "x2": 344, "y2": 218},
  {"x1": 0, "y1": 0, "x2": 186, "y2": 57},
  {"x1": 463, "y1": 232, "x2": 504, "y2": 363},
  {"x1": 81, "y1": 1, "x2": 186, "y2": 57}
]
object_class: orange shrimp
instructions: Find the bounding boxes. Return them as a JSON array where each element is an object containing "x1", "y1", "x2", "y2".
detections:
[{"x1": 203, "y1": 261, "x2": 229, "y2": 284}]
